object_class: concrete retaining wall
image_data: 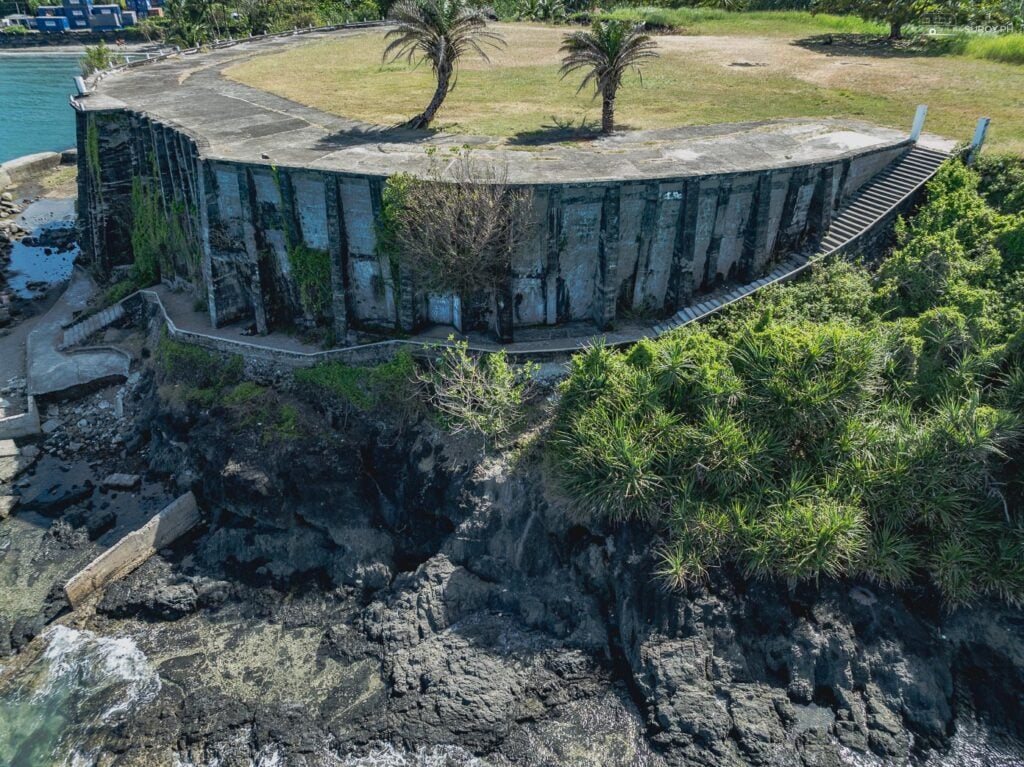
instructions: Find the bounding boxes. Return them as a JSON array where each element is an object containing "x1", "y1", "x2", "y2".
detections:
[
  {"x1": 64, "y1": 491, "x2": 201, "y2": 607},
  {"x1": 0, "y1": 150, "x2": 76, "y2": 194},
  {"x1": 77, "y1": 105, "x2": 910, "y2": 343},
  {"x1": 0, "y1": 396, "x2": 40, "y2": 439}
]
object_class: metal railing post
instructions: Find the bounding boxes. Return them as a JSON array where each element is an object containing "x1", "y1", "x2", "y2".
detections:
[
  {"x1": 967, "y1": 117, "x2": 990, "y2": 165},
  {"x1": 909, "y1": 104, "x2": 927, "y2": 142}
]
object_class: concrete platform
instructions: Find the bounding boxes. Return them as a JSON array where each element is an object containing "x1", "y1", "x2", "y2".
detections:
[
  {"x1": 77, "y1": 28, "x2": 929, "y2": 184},
  {"x1": 27, "y1": 269, "x2": 130, "y2": 397}
]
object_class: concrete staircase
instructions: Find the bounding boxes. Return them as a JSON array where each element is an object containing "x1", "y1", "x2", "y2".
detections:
[
  {"x1": 653, "y1": 145, "x2": 949, "y2": 336},
  {"x1": 817, "y1": 144, "x2": 948, "y2": 257},
  {"x1": 59, "y1": 303, "x2": 126, "y2": 350}
]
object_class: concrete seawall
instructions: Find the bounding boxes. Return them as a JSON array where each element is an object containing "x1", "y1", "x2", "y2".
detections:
[
  {"x1": 73, "y1": 27, "x2": 915, "y2": 343},
  {"x1": 0, "y1": 149, "x2": 76, "y2": 194}
]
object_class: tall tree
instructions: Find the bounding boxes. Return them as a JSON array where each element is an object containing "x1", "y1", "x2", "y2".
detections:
[
  {"x1": 383, "y1": 0, "x2": 504, "y2": 130},
  {"x1": 812, "y1": 0, "x2": 936, "y2": 39},
  {"x1": 559, "y1": 20, "x2": 659, "y2": 135}
]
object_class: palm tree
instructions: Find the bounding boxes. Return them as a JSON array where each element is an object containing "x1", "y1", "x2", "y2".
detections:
[
  {"x1": 383, "y1": 0, "x2": 505, "y2": 130},
  {"x1": 559, "y1": 20, "x2": 659, "y2": 135}
]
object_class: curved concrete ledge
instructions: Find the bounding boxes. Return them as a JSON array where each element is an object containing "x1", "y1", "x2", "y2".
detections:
[
  {"x1": 73, "y1": 24, "x2": 956, "y2": 345},
  {"x1": 77, "y1": 25, "x2": 911, "y2": 184},
  {"x1": 0, "y1": 148, "x2": 77, "y2": 194}
]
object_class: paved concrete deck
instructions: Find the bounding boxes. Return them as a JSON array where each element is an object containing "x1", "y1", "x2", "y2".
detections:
[
  {"x1": 77, "y1": 28, "x2": 942, "y2": 184},
  {"x1": 27, "y1": 269, "x2": 130, "y2": 396}
]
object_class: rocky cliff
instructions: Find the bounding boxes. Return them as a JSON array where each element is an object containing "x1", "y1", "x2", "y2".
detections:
[{"x1": 83, "y1": 369, "x2": 1024, "y2": 766}]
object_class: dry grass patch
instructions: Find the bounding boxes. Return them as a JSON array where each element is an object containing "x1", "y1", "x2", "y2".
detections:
[{"x1": 225, "y1": 23, "x2": 1024, "y2": 152}]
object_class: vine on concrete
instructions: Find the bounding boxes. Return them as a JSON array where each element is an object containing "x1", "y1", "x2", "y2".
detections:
[
  {"x1": 288, "y1": 242, "x2": 331, "y2": 319},
  {"x1": 130, "y1": 176, "x2": 202, "y2": 289},
  {"x1": 85, "y1": 115, "x2": 102, "y2": 201},
  {"x1": 378, "y1": 173, "x2": 415, "y2": 303}
]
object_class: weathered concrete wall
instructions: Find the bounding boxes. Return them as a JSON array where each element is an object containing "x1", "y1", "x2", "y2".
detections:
[
  {"x1": 0, "y1": 151, "x2": 62, "y2": 191},
  {"x1": 64, "y1": 491, "x2": 201, "y2": 608},
  {"x1": 77, "y1": 109, "x2": 909, "y2": 341}
]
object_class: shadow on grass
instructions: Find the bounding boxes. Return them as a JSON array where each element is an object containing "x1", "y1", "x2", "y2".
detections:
[
  {"x1": 793, "y1": 33, "x2": 962, "y2": 59},
  {"x1": 507, "y1": 116, "x2": 602, "y2": 146}
]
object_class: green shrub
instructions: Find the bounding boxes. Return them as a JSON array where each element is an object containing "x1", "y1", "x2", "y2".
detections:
[
  {"x1": 102, "y1": 279, "x2": 139, "y2": 306},
  {"x1": 294, "y1": 349, "x2": 416, "y2": 410},
  {"x1": 554, "y1": 405, "x2": 679, "y2": 521},
  {"x1": 420, "y1": 339, "x2": 538, "y2": 443},
  {"x1": 975, "y1": 155, "x2": 1024, "y2": 215},
  {"x1": 551, "y1": 158, "x2": 1024, "y2": 605},
  {"x1": 80, "y1": 41, "x2": 124, "y2": 76},
  {"x1": 157, "y1": 333, "x2": 243, "y2": 391},
  {"x1": 742, "y1": 495, "x2": 868, "y2": 583},
  {"x1": 287, "y1": 243, "x2": 331, "y2": 319},
  {"x1": 223, "y1": 380, "x2": 267, "y2": 406}
]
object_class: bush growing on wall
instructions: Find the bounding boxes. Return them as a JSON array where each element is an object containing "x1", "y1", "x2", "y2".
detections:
[
  {"x1": 287, "y1": 243, "x2": 332, "y2": 319},
  {"x1": 552, "y1": 160, "x2": 1024, "y2": 606},
  {"x1": 129, "y1": 177, "x2": 199, "y2": 289},
  {"x1": 380, "y1": 151, "x2": 534, "y2": 298}
]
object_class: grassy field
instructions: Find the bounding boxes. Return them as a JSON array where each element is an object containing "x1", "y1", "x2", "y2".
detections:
[{"x1": 226, "y1": 22, "x2": 1024, "y2": 153}]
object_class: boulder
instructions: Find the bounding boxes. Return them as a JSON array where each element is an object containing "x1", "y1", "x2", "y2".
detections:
[{"x1": 102, "y1": 472, "x2": 141, "y2": 490}]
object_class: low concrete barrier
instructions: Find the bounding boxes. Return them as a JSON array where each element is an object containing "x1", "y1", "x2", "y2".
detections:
[
  {"x1": 64, "y1": 491, "x2": 201, "y2": 608},
  {"x1": 0, "y1": 151, "x2": 62, "y2": 189},
  {"x1": 0, "y1": 148, "x2": 76, "y2": 193},
  {"x1": 0, "y1": 396, "x2": 40, "y2": 439}
]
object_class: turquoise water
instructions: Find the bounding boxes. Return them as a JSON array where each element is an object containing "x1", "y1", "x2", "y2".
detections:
[{"x1": 0, "y1": 54, "x2": 80, "y2": 164}]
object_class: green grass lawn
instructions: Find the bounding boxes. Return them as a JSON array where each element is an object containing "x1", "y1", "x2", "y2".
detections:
[{"x1": 226, "y1": 21, "x2": 1024, "y2": 153}]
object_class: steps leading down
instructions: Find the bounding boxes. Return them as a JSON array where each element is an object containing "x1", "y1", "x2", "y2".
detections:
[
  {"x1": 59, "y1": 302, "x2": 126, "y2": 350},
  {"x1": 816, "y1": 144, "x2": 949, "y2": 257},
  {"x1": 652, "y1": 144, "x2": 949, "y2": 336}
]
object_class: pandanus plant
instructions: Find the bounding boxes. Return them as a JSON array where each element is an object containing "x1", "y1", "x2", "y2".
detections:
[{"x1": 383, "y1": 0, "x2": 505, "y2": 129}]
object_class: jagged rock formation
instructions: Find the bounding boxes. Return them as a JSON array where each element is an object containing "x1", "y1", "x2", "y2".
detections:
[{"x1": 83, "y1": 376, "x2": 1024, "y2": 766}]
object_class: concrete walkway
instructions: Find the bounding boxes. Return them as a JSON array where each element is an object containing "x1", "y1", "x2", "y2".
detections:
[
  {"x1": 82, "y1": 27, "x2": 917, "y2": 185},
  {"x1": 151, "y1": 283, "x2": 652, "y2": 359},
  {"x1": 27, "y1": 269, "x2": 130, "y2": 397}
]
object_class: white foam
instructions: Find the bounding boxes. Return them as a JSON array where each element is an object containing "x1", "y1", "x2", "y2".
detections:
[{"x1": 38, "y1": 625, "x2": 161, "y2": 720}]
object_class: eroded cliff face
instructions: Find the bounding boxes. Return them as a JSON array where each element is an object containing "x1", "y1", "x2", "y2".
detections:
[{"x1": 84, "y1": 375, "x2": 1024, "y2": 766}]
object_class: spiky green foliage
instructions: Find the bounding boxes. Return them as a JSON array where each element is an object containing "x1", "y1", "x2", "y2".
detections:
[
  {"x1": 80, "y1": 42, "x2": 123, "y2": 76},
  {"x1": 552, "y1": 160, "x2": 1024, "y2": 606},
  {"x1": 420, "y1": 339, "x2": 538, "y2": 444}
]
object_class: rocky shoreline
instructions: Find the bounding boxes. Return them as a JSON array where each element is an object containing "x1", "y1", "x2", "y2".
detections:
[{"x1": 1, "y1": 308, "x2": 1019, "y2": 766}]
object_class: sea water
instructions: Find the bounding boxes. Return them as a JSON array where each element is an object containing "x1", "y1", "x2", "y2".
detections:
[
  {"x1": 0, "y1": 54, "x2": 81, "y2": 163},
  {"x1": 0, "y1": 626, "x2": 161, "y2": 767}
]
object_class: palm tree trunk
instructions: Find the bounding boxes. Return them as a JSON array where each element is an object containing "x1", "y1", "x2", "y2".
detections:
[
  {"x1": 889, "y1": 21, "x2": 903, "y2": 40},
  {"x1": 601, "y1": 94, "x2": 614, "y2": 135},
  {"x1": 407, "y1": 64, "x2": 452, "y2": 129}
]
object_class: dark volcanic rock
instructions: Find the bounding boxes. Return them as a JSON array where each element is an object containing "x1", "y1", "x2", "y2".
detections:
[
  {"x1": 98, "y1": 558, "x2": 203, "y2": 620},
  {"x1": 87, "y1": 377, "x2": 1024, "y2": 767},
  {"x1": 21, "y1": 480, "x2": 93, "y2": 516}
]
